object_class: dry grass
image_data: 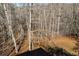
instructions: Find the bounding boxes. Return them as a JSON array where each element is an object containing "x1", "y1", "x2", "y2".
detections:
[
  {"x1": 48, "y1": 35, "x2": 78, "y2": 55},
  {"x1": 9, "y1": 33, "x2": 28, "y2": 55},
  {"x1": 9, "y1": 34, "x2": 79, "y2": 56}
]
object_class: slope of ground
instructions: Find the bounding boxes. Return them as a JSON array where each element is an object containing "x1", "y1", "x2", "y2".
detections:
[
  {"x1": 9, "y1": 34, "x2": 79, "y2": 56},
  {"x1": 47, "y1": 35, "x2": 78, "y2": 55}
]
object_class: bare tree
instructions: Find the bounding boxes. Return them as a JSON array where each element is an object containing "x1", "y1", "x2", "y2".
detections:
[
  {"x1": 57, "y1": 4, "x2": 61, "y2": 35},
  {"x1": 43, "y1": 7, "x2": 47, "y2": 36},
  {"x1": 3, "y1": 4, "x2": 18, "y2": 53},
  {"x1": 28, "y1": 3, "x2": 32, "y2": 51}
]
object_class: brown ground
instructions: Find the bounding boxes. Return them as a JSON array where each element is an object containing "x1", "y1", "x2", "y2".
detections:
[
  {"x1": 48, "y1": 35, "x2": 78, "y2": 55},
  {"x1": 9, "y1": 34, "x2": 79, "y2": 56}
]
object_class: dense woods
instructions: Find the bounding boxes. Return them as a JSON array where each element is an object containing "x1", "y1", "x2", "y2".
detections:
[{"x1": 0, "y1": 3, "x2": 79, "y2": 56}]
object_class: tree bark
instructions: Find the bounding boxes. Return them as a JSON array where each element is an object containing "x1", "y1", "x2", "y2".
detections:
[
  {"x1": 3, "y1": 4, "x2": 18, "y2": 53},
  {"x1": 57, "y1": 4, "x2": 61, "y2": 35},
  {"x1": 28, "y1": 3, "x2": 32, "y2": 51}
]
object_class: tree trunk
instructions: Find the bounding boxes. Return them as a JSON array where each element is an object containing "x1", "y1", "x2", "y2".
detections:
[
  {"x1": 44, "y1": 8, "x2": 47, "y2": 36},
  {"x1": 28, "y1": 3, "x2": 32, "y2": 51},
  {"x1": 3, "y1": 4, "x2": 18, "y2": 53},
  {"x1": 57, "y1": 4, "x2": 61, "y2": 35}
]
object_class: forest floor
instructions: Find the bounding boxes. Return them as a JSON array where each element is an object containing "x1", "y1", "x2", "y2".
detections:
[
  {"x1": 9, "y1": 34, "x2": 79, "y2": 56},
  {"x1": 48, "y1": 35, "x2": 79, "y2": 55}
]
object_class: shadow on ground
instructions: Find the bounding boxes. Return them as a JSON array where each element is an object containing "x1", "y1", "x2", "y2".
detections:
[{"x1": 18, "y1": 47, "x2": 74, "y2": 56}]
